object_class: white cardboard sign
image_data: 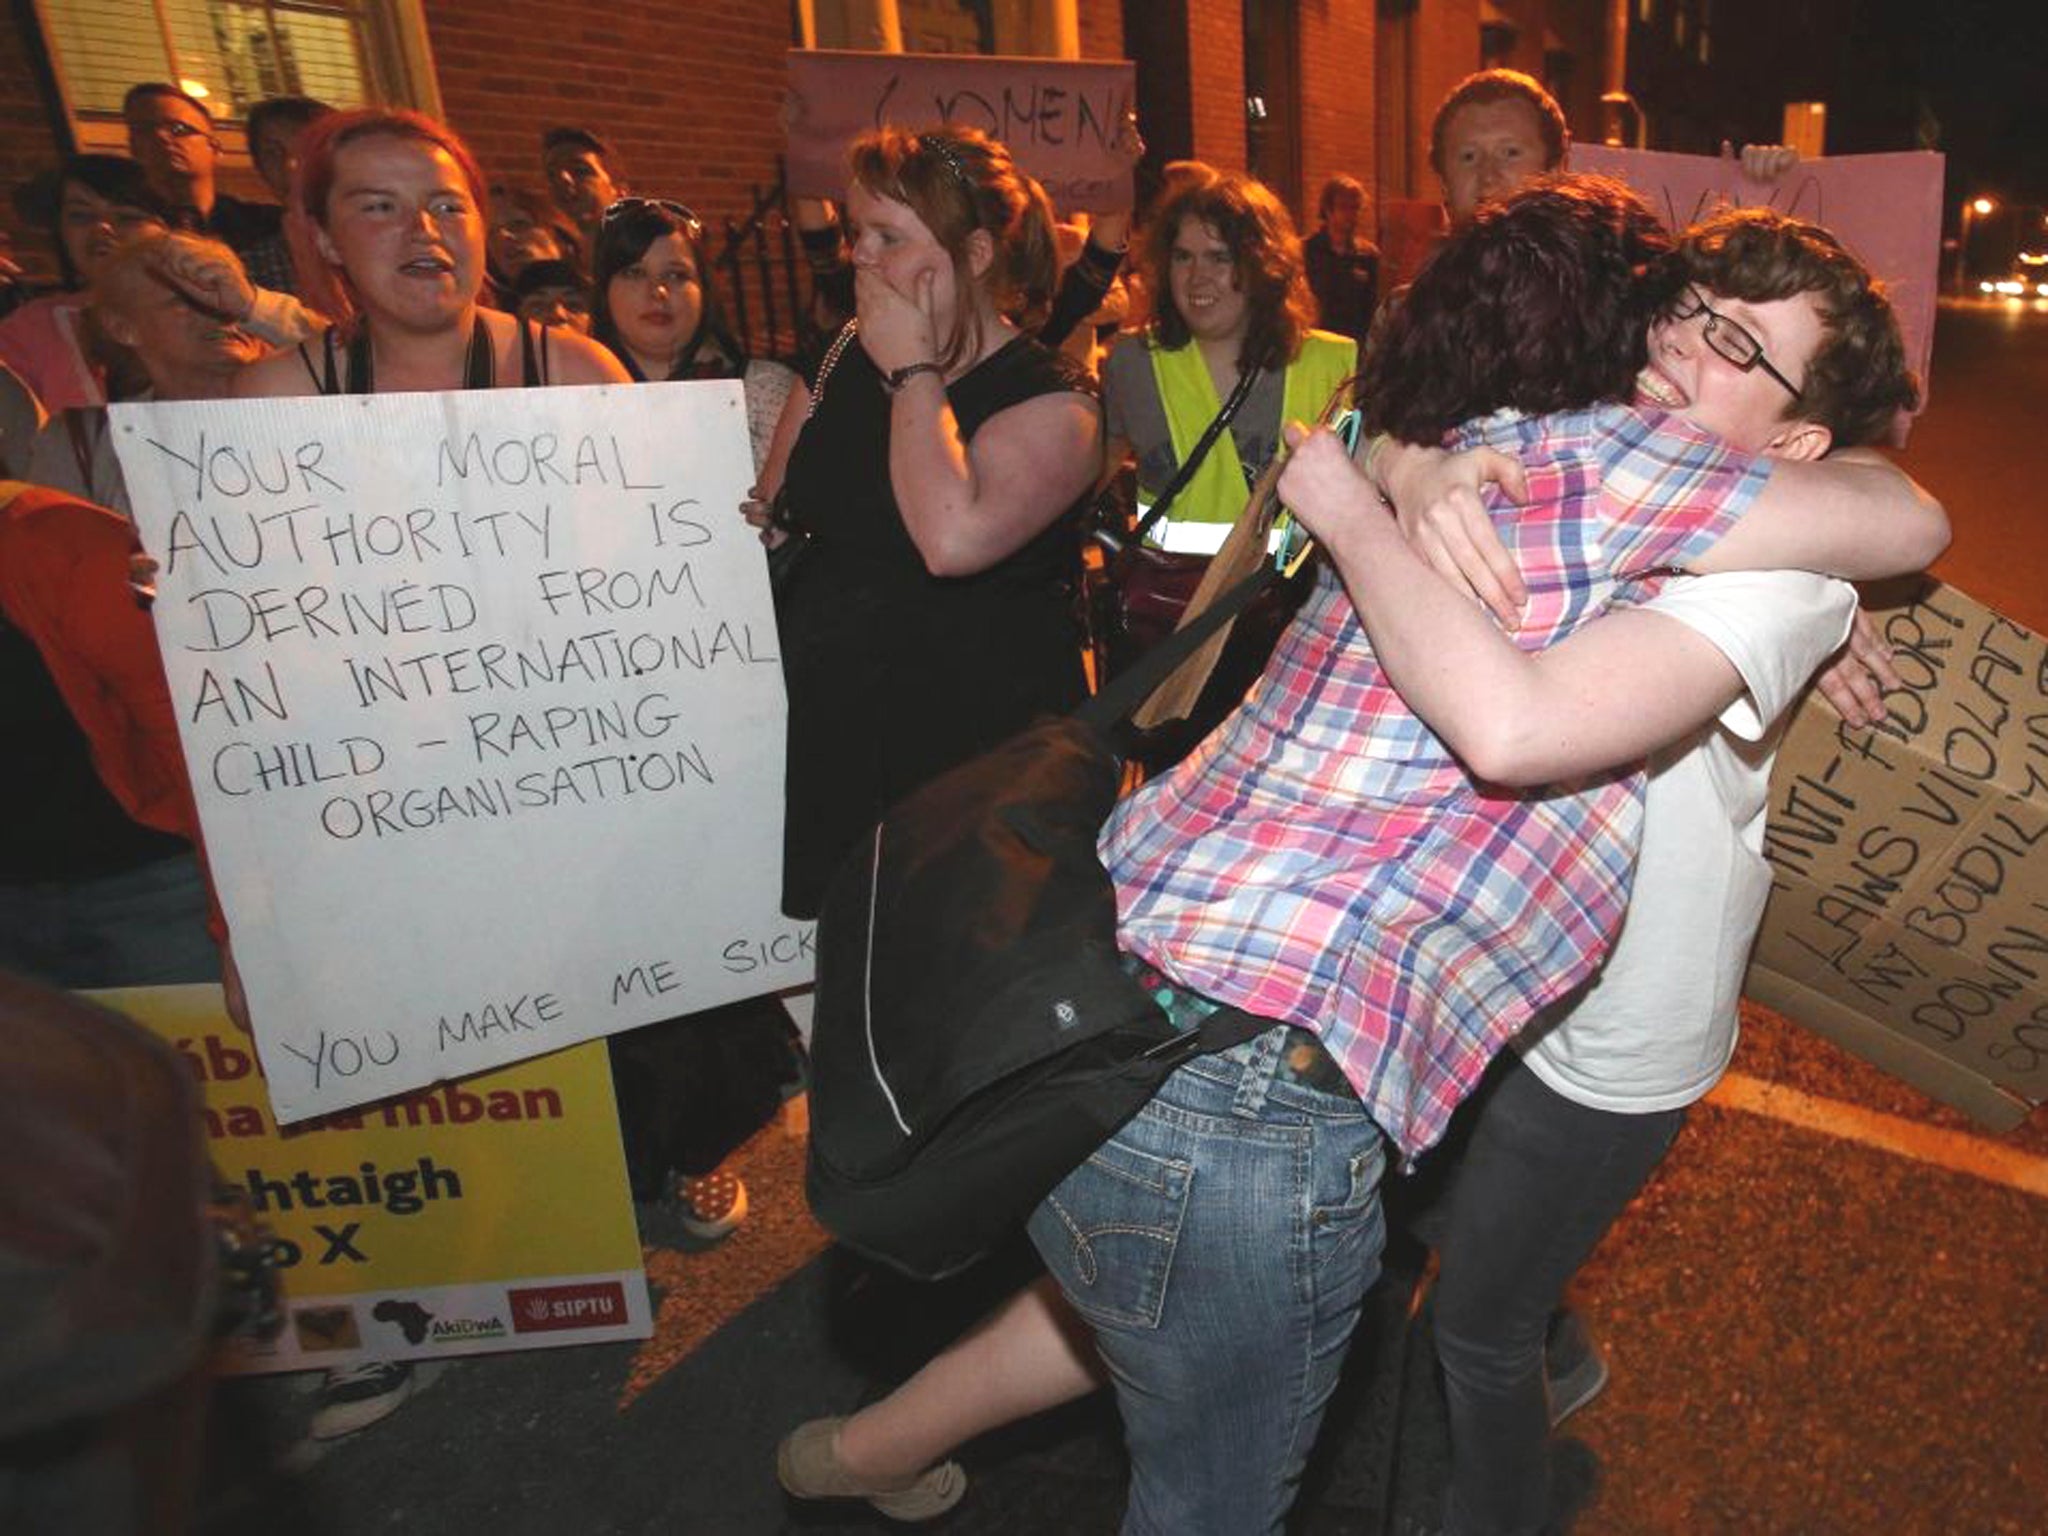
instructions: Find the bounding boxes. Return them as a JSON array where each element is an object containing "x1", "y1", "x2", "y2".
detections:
[{"x1": 113, "y1": 382, "x2": 812, "y2": 1122}]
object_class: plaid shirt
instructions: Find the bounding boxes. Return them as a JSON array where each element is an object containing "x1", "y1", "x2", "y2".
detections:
[{"x1": 1103, "y1": 403, "x2": 1773, "y2": 1156}]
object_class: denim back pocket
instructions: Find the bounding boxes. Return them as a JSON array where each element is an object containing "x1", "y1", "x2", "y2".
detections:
[
  {"x1": 1029, "y1": 1109, "x2": 1193, "y2": 1331},
  {"x1": 1308, "y1": 1138, "x2": 1386, "y2": 1278}
]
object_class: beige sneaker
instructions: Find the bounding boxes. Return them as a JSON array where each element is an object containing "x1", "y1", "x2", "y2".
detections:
[{"x1": 775, "y1": 1416, "x2": 967, "y2": 1522}]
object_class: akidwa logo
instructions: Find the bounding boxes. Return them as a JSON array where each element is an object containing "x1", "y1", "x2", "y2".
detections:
[
  {"x1": 427, "y1": 1314, "x2": 509, "y2": 1343},
  {"x1": 507, "y1": 1281, "x2": 630, "y2": 1334}
]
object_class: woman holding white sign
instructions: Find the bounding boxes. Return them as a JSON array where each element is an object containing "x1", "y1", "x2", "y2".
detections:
[
  {"x1": 231, "y1": 108, "x2": 628, "y2": 398},
  {"x1": 196, "y1": 106, "x2": 626, "y2": 1444},
  {"x1": 757, "y1": 125, "x2": 1103, "y2": 919}
]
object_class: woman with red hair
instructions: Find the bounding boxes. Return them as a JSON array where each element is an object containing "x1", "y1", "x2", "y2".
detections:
[{"x1": 234, "y1": 108, "x2": 624, "y2": 396}]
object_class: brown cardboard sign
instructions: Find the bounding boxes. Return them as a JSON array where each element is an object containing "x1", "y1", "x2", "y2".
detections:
[
  {"x1": 786, "y1": 50, "x2": 1135, "y2": 212},
  {"x1": 1748, "y1": 581, "x2": 2048, "y2": 1124}
]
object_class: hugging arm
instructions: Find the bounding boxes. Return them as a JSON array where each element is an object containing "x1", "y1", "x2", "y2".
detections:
[
  {"x1": 1686, "y1": 447, "x2": 1948, "y2": 577},
  {"x1": 1282, "y1": 427, "x2": 1753, "y2": 786}
]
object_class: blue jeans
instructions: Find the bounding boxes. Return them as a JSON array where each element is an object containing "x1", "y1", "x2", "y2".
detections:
[{"x1": 1028, "y1": 1024, "x2": 1388, "y2": 1535}]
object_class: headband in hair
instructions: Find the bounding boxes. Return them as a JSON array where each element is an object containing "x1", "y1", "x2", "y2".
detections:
[{"x1": 917, "y1": 132, "x2": 974, "y2": 191}]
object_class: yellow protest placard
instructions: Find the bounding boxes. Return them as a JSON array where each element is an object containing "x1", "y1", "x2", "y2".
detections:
[{"x1": 100, "y1": 984, "x2": 650, "y2": 1373}]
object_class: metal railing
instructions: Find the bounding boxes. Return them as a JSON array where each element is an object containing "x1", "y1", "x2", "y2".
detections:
[{"x1": 711, "y1": 164, "x2": 836, "y2": 372}]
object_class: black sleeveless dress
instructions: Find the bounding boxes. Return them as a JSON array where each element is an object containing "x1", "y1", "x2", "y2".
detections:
[{"x1": 776, "y1": 334, "x2": 1096, "y2": 918}]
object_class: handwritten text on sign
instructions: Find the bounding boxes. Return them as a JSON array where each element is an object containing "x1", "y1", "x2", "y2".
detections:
[
  {"x1": 786, "y1": 50, "x2": 1135, "y2": 212},
  {"x1": 113, "y1": 384, "x2": 812, "y2": 1122},
  {"x1": 1752, "y1": 583, "x2": 2048, "y2": 1099}
]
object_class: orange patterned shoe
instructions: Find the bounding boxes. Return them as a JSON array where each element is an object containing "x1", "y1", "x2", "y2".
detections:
[{"x1": 678, "y1": 1167, "x2": 748, "y2": 1240}]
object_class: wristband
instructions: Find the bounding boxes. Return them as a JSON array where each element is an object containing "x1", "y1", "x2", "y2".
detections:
[
  {"x1": 1361, "y1": 432, "x2": 1395, "y2": 501},
  {"x1": 884, "y1": 361, "x2": 944, "y2": 393}
]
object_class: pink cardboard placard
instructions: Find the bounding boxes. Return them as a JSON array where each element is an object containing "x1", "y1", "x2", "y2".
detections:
[
  {"x1": 1573, "y1": 146, "x2": 1946, "y2": 427},
  {"x1": 787, "y1": 49, "x2": 1135, "y2": 213}
]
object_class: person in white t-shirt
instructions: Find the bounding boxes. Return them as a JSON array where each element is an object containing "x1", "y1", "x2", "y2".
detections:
[
  {"x1": 771, "y1": 197, "x2": 1940, "y2": 1531},
  {"x1": 1317, "y1": 206, "x2": 1923, "y2": 1536}
]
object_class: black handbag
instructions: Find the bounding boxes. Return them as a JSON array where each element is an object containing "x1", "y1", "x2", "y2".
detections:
[{"x1": 804, "y1": 571, "x2": 1273, "y2": 1280}]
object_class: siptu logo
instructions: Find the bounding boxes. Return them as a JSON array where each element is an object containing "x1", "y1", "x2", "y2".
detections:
[{"x1": 506, "y1": 1281, "x2": 630, "y2": 1334}]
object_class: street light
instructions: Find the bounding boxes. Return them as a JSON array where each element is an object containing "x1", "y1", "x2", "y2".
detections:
[{"x1": 1960, "y1": 196, "x2": 1998, "y2": 293}]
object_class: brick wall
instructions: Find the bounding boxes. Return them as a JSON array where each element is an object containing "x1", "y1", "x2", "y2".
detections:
[
  {"x1": 1186, "y1": 0, "x2": 1247, "y2": 171},
  {"x1": 1077, "y1": 4, "x2": 1124, "y2": 61},
  {"x1": 426, "y1": 0, "x2": 794, "y2": 220},
  {"x1": 1296, "y1": 2, "x2": 1376, "y2": 222},
  {"x1": 0, "y1": 1, "x2": 1132, "y2": 289}
]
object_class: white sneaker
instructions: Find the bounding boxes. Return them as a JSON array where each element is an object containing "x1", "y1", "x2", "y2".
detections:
[{"x1": 310, "y1": 1360, "x2": 433, "y2": 1440}]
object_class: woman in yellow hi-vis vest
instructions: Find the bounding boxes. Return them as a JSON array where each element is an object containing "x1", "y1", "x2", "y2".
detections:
[
  {"x1": 1102, "y1": 166, "x2": 1356, "y2": 556},
  {"x1": 1093, "y1": 166, "x2": 1355, "y2": 761}
]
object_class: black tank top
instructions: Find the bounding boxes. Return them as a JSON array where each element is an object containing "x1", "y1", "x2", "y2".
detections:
[{"x1": 296, "y1": 314, "x2": 552, "y2": 395}]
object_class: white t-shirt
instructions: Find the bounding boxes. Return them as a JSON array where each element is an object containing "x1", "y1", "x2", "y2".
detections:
[{"x1": 1516, "y1": 569, "x2": 1857, "y2": 1113}]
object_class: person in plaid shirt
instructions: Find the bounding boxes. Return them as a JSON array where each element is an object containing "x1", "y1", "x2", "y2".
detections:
[
  {"x1": 1040, "y1": 178, "x2": 1944, "y2": 1535},
  {"x1": 774, "y1": 180, "x2": 1946, "y2": 1534}
]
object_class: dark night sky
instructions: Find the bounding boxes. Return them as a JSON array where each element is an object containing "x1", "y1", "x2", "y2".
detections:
[{"x1": 1822, "y1": 0, "x2": 2048, "y2": 205}]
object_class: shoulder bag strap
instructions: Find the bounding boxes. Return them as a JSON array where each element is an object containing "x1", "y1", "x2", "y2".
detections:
[
  {"x1": 1074, "y1": 565, "x2": 1272, "y2": 740},
  {"x1": 1113, "y1": 361, "x2": 1261, "y2": 561},
  {"x1": 804, "y1": 320, "x2": 860, "y2": 420}
]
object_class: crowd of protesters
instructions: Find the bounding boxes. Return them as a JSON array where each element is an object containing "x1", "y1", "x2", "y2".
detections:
[{"x1": 0, "y1": 61, "x2": 1944, "y2": 1536}]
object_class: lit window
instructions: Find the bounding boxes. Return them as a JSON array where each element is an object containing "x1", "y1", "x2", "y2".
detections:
[
  {"x1": 36, "y1": 0, "x2": 436, "y2": 149},
  {"x1": 809, "y1": 0, "x2": 1079, "y2": 56}
]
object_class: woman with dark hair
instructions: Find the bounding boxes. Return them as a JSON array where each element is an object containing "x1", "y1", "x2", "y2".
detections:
[
  {"x1": 589, "y1": 197, "x2": 797, "y2": 473},
  {"x1": 1102, "y1": 167, "x2": 1354, "y2": 556},
  {"x1": 0, "y1": 155, "x2": 167, "y2": 410},
  {"x1": 753, "y1": 123, "x2": 1101, "y2": 920},
  {"x1": 232, "y1": 107, "x2": 625, "y2": 398}
]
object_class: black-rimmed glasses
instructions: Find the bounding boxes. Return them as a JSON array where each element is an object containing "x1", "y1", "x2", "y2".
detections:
[
  {"x1": 600, "y1": 196, "x2": 703, "y2": 242},
  {"x1": 1667, "y1": 287, "x2": 1805, "y2": 403}
]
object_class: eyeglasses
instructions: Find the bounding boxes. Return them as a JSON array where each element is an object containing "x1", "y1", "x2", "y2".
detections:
[
  {"x1": 600, "y1": 197, "x2": 702, "y2": 242},
  {"x1": 130, "y1": 116, "x2": 208, "y2": 141},
  {"x1": 1666, "y1": 287, "x2": 1805, "y2": 403}
]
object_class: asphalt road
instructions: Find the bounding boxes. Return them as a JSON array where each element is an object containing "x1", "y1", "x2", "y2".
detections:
[{"x1": 193, "y1": 301, "x2": 2048, "y2": 1535}]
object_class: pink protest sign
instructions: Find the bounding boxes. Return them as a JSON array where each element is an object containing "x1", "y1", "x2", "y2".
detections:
[
  {"x1": 1572, "y1": 146, "x2": 1946, "y2": 423},
  {"x1": 786, "y1": 50, "x2": 1135, "y2": 213}
]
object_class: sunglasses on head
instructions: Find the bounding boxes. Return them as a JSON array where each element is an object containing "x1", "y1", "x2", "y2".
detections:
[{"x1": 600, "y1": 197, "x2": 703, "y2": 242}]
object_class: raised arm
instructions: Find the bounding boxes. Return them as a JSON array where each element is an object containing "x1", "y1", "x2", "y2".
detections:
[
  {"x1": 887, "y1": 371, "x2": 1100, "y2": 574},
  {"x1": 863, "y1": 267, "x2": 1099, "y2": 575},
  {"x1": 1280, "y1": 425, "x2": 1751, "y2": 785},
  {"x1": 1688, "y1": 447, "x2": 1948, "y2": 578},
  {"x1": 1375, "y1": 433, "x2": 1947, "y2": 591}
]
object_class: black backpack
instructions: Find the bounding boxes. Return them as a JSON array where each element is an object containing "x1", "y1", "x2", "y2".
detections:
[{"x1": 804, "y1": 573, "x2": 1271, "y2": 1279}]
